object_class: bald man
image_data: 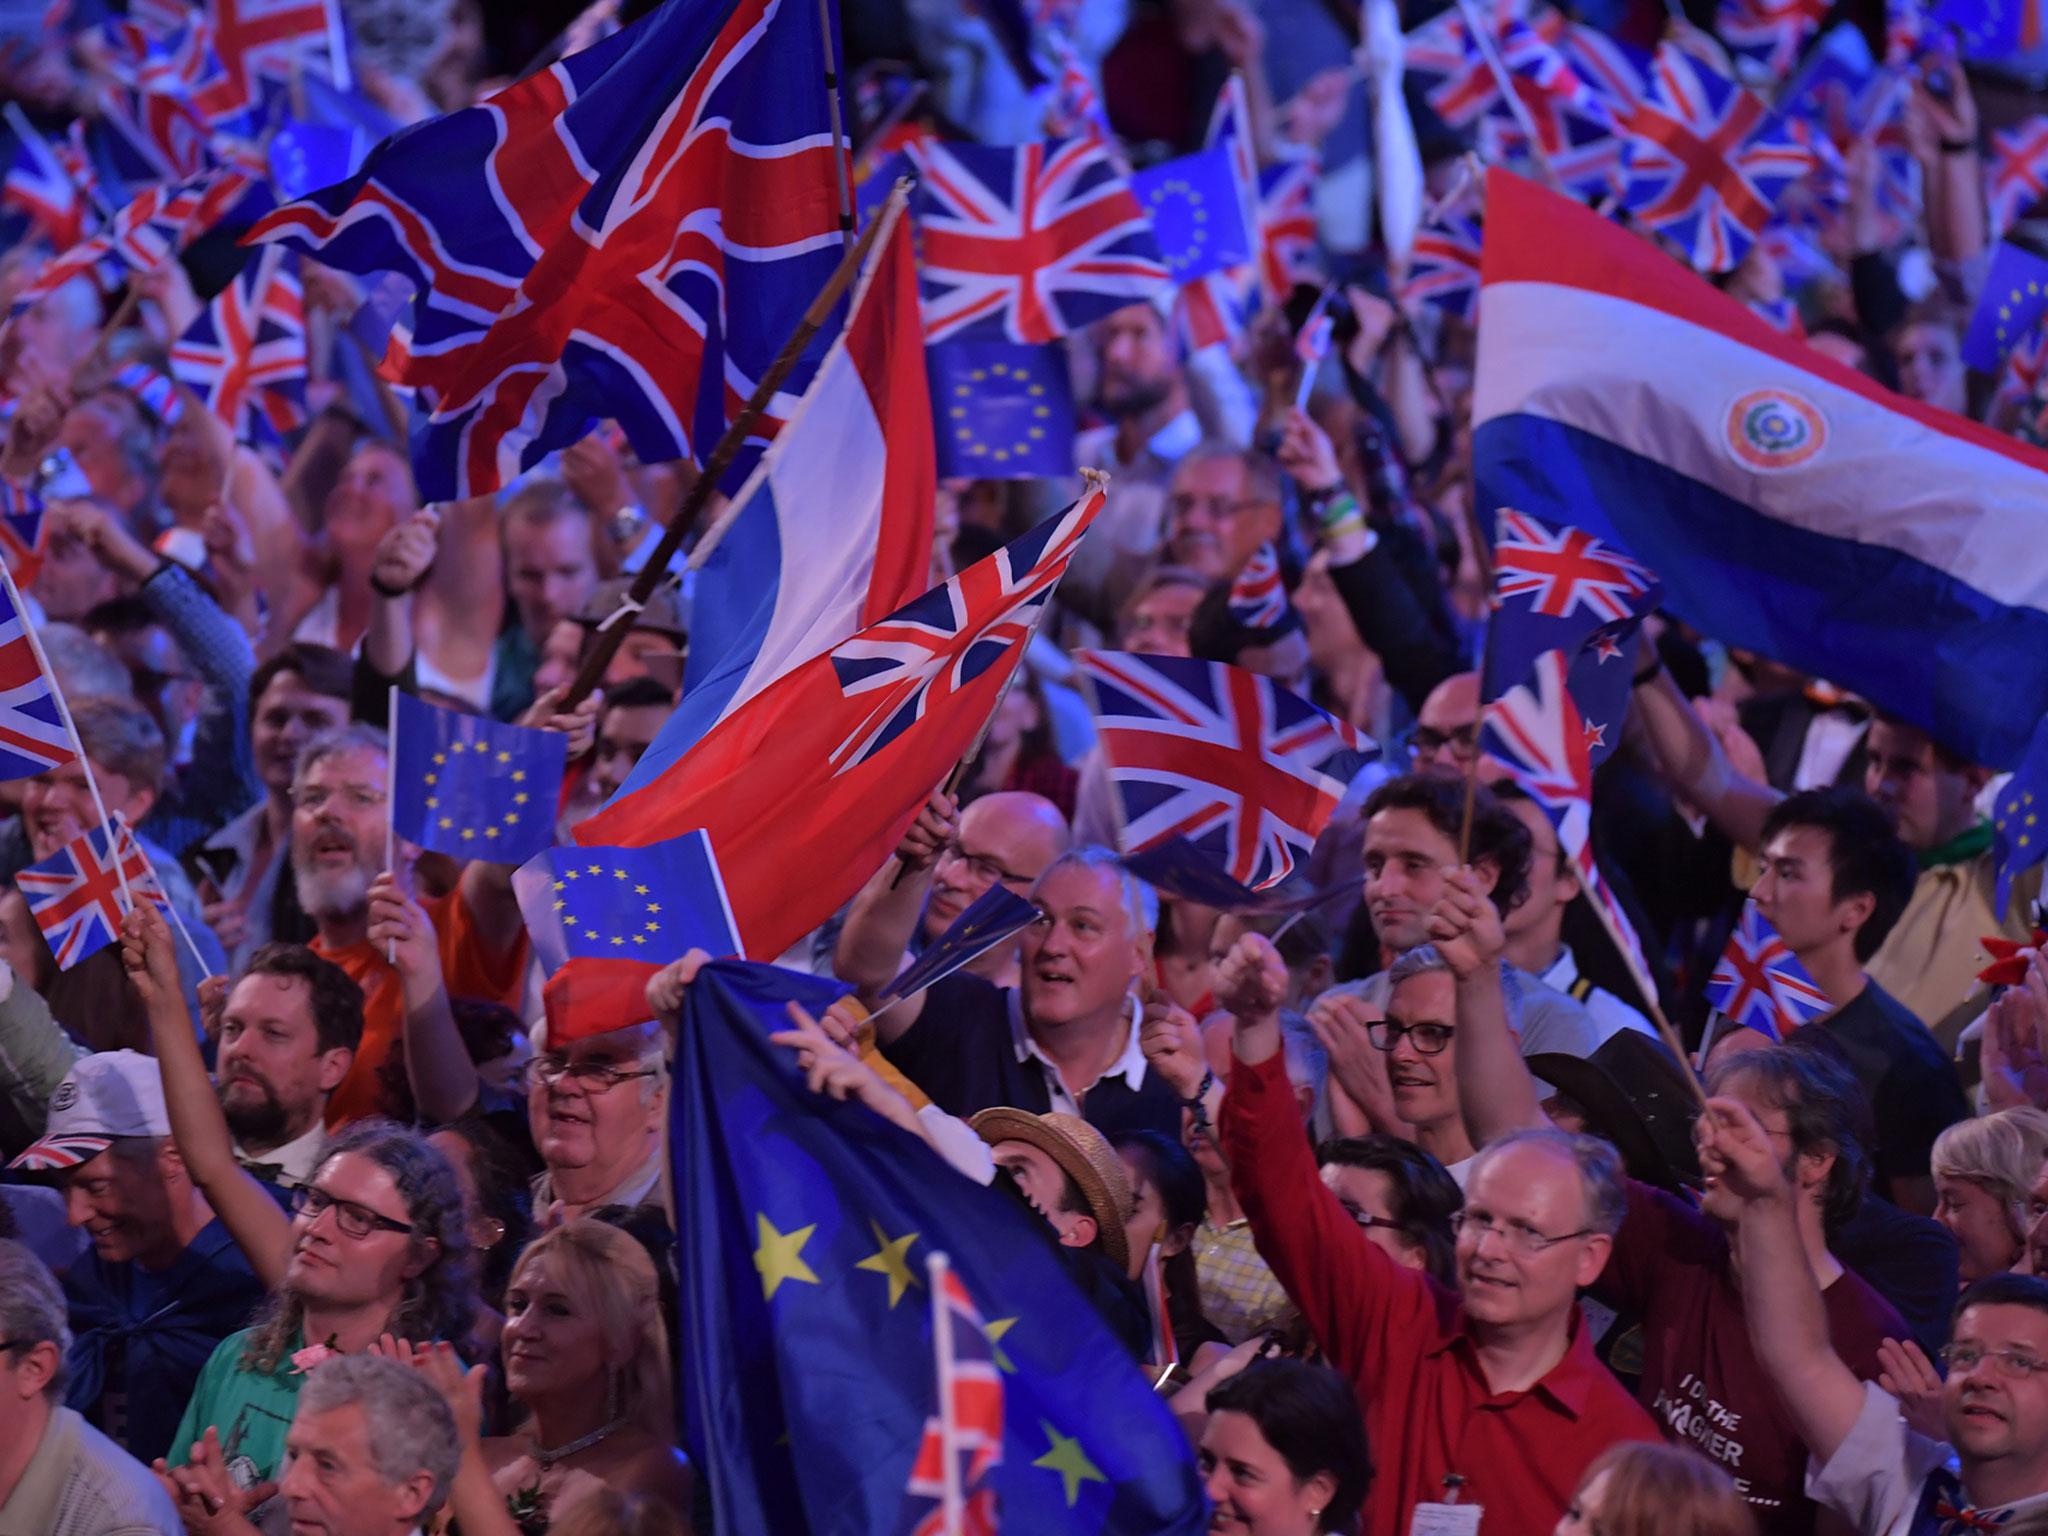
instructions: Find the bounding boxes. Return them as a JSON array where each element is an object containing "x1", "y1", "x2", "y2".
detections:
[
  {"x1": 1411, "y1": 671, "x2": 1479, "y2": 780},
  {"x1": 835, "y1": 790, "x2": 1071, "y2": 993}
]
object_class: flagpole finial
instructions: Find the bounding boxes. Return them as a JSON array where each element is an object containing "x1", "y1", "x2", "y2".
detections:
[{"x1": 1078, "y1": 466, "x2": 1112, "y2": 494}]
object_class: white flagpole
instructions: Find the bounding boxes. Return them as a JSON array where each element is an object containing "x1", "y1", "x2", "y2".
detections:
[
  {"x1": 927, "y1": 1250, "x2": 965, "y2": 1536},
  {"x1": 121, "y1": 821, "x2": 212, "y2": 975},
  {"x1": 0, "y1": 563, "x2": 133, "y2": 910}
]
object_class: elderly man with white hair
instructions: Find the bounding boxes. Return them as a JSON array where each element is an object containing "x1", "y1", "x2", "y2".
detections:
[
  {"x1": 271, "y1": 1354, "x2": 459, "y2": 1536},
  {"x1": 0, "y1": 1239, "x2": 180, "y2": 1536},
  {"x1": 526, "y1": 1019, "x2": 671, "y2": 1224}
]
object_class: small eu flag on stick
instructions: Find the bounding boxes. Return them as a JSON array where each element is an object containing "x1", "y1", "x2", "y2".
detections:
[
  {"x1": 389, "y1": 691, "x2": 567, "y2": 865},
  {"x1": 1994, "y1": 714, "x2": 2048, "y2": 919}
]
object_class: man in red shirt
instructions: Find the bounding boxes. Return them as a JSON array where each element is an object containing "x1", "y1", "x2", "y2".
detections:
[
  {"x1": 288, "y1": 726, "x2": 528, "y2": 1124},
  {"x1": 1432, "y1": 866, "x2": 1908, "y2": 1535},
  {"x1": 1216, "y1": 932, "x2": 1657, "y2": 1536}
]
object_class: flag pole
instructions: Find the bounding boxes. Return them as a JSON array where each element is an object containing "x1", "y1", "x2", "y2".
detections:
[
  {"x1": 384, "y1": 684, "x2": 398, "y2": 964},
  {"x1": 556, "y1": 183, "x2": 901, "y2": 712},
  {"x1": 128, "y1": 832, "x2": 213, "y2": 976},
  {"x1": 1449, "y1": 0, "x2": 1568, "y2": 195},
  {"x1": 926, "y1": 1250, "x2": 966, "y2": 1536},
  {"x1": 816, "y1": 0, "x2": 856, "y2": 249}
]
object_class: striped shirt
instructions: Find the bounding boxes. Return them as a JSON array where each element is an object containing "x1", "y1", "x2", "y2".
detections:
[{"x1": 0, "y1": 1406, "x2": 180, "y2": 1536}]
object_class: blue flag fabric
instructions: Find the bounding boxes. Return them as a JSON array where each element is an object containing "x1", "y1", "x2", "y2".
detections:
[
  {"x1": 1962, "y1": 242, "x2": 2048, "y2": 374},
  {"x1": 1131, "y1": 145, "x2": 1254, "y2": 286},
  {"x1": 389, "y1": 691, "x2": 565, "y2": 863},
  {"x1": 1930, "y1": 0, "x2": 2039, "y2": 58},
  {"x1": 675, "y1": 961, "x2": 1208, "y2": 1536},
  {"x1": 928, "y1": 340, "x2": 1077, "y2": 479},
  {"x1": 1119, "y1": 840, "x2": 1354, "y2": 914},
  {"x1": 1994, "y1": 715, "x2": 2048, "y2": 918},
  {"x1": 1481, "y1": 508, "x2": 1664, "y2": 705},
  {"x1": 881, "y1": 885, "x2": 1040, "y2": 1000}
]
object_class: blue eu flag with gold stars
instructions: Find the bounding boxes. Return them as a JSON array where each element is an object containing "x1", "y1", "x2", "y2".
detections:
[
  {"x1": 389, "y1": 691, "x2": 566, "y2": 865},
  {"x1": 675, "y1": 961, "x2": 1207, "y2": 1535},
  {"x1": 1995, "y1": 715, "x2": 2048, "y2": 919},
  {"x1": 1963, "y1": 242, "x2": 2048, "y2": 374},
  {"x1": 1131, "y1": 144, "x2": 1253, "y2": 285},
  {"x1": 928, "y1": 340, "x2": 1076, "y2": 479}
]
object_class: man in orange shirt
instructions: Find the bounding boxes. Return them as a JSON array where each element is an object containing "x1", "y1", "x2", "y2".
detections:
[{"x1": 287, "y1": 726, "x2": 528, "y2": 1125}]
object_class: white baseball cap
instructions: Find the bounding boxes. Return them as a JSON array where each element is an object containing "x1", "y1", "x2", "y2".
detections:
[{"x1": 8, "y1": 1050, "x2": 170, "y2": 1172}]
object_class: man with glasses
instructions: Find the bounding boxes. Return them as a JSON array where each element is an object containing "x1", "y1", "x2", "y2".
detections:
[
  {"x1": 525, "y1": 1022, "x2": 670, "y2": 1223},
  {"x1": 1406, "y1": 673, "x2": 1480, "y2": 782},
  {"x1": 1161, "y1": 447, "x2": 1283, "y2": 587},
  {"x1": 834, "y1": 788, "x2": 1070, "y2": 994},
  {"x1": 1437, "y1": 867, "x2": 1909, "y2": 1535},
  {"x1": 290, "y1": 727, "x2": 528, "y2": 1124},
  {"x1": 1349, "y1": 945, "x2": 1478, "y2": 1185},
  {"x1": 1707, "y1": 1095, "x2": 2048, "y2": 1532},
  {"x1": 1214, "y1": 925, "x2": 1656, "y2": 1536}
]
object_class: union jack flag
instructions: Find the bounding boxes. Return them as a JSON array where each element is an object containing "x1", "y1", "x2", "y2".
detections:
[
  {"x1": 1075, "y1": 650, "x2": 1367, "y2": 891},
  {"x1": 1561, "y1": 23, "x2": 1653, "y2": 126},
  {"x1": 1256, "y1": 151, "x2": 1320, "y2": 305},
  {"x1": 1405, "y1": 0, "x2": 1546, "y2": 127},
  {"x1": 1495, "y1": 15, "x2": 1620, "y2": 166},
  {"x1": 914, "y1": 135, "x2": 1168, "y2": 344},
  {"x1": 1715, "y1": 0, "x2": 1830, "y2": 79},
  {"x1": 172, "y1": 246, "x2": 308, "y2": 442},
  {"x1": 3, "y1": 112, "x2": 90, "y2": 247},
  {"x1": 899, "y1": 1264, "x2": 1002, "y2": 1536},
  {"x1": 1705, "y1": 899, "x2": 1832, "y2": 1039},
  {"x1": 0, "y1": 483, "x2": 48, "y2": 588},
  {"x1": 1399, "y1": 202, "x2": 1483, "y2": 317},
  {"x1": 113, "y1": 361, "x2": 188, "y2": 427},
  {"x1": 248, "y1": 0, "x2": 845, "y2": 501},
  {"x1": 1989, "y1": 115, "x2": 2048, "y2": 237},
  {"x1": 13, "y1": 167, "x2": 270, "y2": 314},
  {"x1": 19, "y1": 818, "x2": 171, "y2": 971},
  {"x1": 0, "y1": 574, "x2": 75, "y2": 782},
  {"x1": 1039, "y1": 28, "x2": 1109, "y2": 142},
  {"x1": 1484, "y1": 508, "x2": 1662, "y2": 723},
  {"x1": 1885, "y1": 0, "x2": 1928, "y2": 62},
  {"x1": 827, "y1": 490, "x2": 1098, "y2": 772},
  {"x1": 95, "y1": 15, "x2": 252, "y2": 126},
  {"x1": 200, "y1": 0, "x2": 351, "y2": 105},
  {"x1": 1227, "y1": 543, "x2": 1288, "y2": 629},
  {"x1": 1619, "y1": 45, "x2": 1809, "y2": 271}
]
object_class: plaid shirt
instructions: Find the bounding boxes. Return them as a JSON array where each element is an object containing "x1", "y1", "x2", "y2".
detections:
[{"x1": 1195, "y1": 1215, "x2": 1296, "y2": 1345}]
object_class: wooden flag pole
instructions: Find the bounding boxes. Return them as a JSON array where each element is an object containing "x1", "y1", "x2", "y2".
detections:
[
  {"x1": 556, "y1": 183, "x2": 902, "y2": 712},
  {"x1": 815, "y1": 0, "x2": 856, "y2": 250},
  {"x1": 384, "y1": 684, "x2": 399, "y2": 964}
]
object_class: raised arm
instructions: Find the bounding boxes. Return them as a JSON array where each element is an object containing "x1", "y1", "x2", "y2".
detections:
[
  {"x1": 367, "y1": 873, "x2": 476, "y2": 1126},
  {"x1": 832, "y1": 792, "x2": 957, "y2": 999},
  {"x1": 118, "y1": 905, "x2": 293, "y2": 1288},
  {"x1": 1430, "y1": 866, "x2": 1547, "y2": 1144},
  {"x1": 362, "y1": 510, "x2": 442, "y2": 682},
  {"x1": 1628, "y1": 641, "x2": 1780, "y2": 853}
]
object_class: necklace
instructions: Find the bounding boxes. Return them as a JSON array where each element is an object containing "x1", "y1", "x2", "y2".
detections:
[{"x1": 530, "y1": 1417, "x2": 625, "y2": 1467}]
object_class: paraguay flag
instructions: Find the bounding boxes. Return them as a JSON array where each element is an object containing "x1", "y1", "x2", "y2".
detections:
[{"x1": 1474, "y1": 169, "x2": 2048, "y2": 770}]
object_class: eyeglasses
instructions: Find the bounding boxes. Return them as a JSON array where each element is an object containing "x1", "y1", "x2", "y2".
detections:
[
  {"x1": 531, "y1": 1056, "x2": 660, "y2": 1094},
  {"x1": 1410, "y1": 723, "x2": 1476, "y2": 758},
  {"x1": 1451, "y1": 1210, "x2": 1594, "y2": 1255},
  {"x1": 936, "y1": 839, "x2": 1033, "y2": 889},
  {"x1": 1367, "y1": 1019, "x2": 1455, "y2": 1055},
  {"x1": 1341, "y1": 1206, "x2": 1412, "y2": 1238},
  {"x1": 291, "y1": 1184, "x2": 416, "y2": 1240},
  {"x1": 1939, "y1": 1343, "x2": 2048, "y2": 1379},
  {"x1": 293, "y1": 784, "x2": 387, "y2": 814}
]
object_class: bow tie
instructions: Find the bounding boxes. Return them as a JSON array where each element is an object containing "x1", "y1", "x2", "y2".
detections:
[
  {"x1": 1937, "y1": 1501, "x2": 2012, "y2": 1534},
  {"x1": 238, "y1": 1160, "x2": 286, "y2": 1184}
]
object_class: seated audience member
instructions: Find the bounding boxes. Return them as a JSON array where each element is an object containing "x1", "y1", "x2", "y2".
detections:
[
  {"x1": 0, "y1": 1239, "x2": 181, "y2": 1536},
  {"x1": 1558, "y1": 1443, "x2": 1757, "y2": 1536},
  {"x1": 835, "y1": 788, "x2": 1070, "y2": 995},
  {"x1": 1710, "y1": 1098, "x2": 2048, "y2": 1532},
  {"x1": 214, "y1": 945, "x2": 365, "y2": 1188},
  {"x1": 1216, "y1": 930, "x2": 1657, "y2": 1536},
  {"x1": 162, "y1": 1119, "x2": 476, "y2": 1515},
  {"x1": 1437, "y1": 875, "x2": 1910, "y2": 1533},
  {"x1": 1199, "y1": 1358, "x2": 1374, "y2": 1536},
  {"x1": 876, "y1": 846, "x2": 1184, "y2": 1139},
  {"x1": 6, "y1": 1051, "x2": 265, "y2": 1463},
  {"x1": 1316, "y1": 1134, "x2": 1463, "y2": 1286},
  {"x1": 1932, "y1": 1108, "x2": 2048, "y2": 1285}
]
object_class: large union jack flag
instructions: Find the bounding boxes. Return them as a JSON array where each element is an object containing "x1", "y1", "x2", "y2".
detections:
[
  {"x1": 1076, "y1": 650, "x2": 1367, "y2": 891},
  {"x1": 248, "y1": 0, "x2": 845, "y2": 501},
  {"x1": 172, "y1": 245, "x2": 308, "y2": 443},
  {"x1": 828, "y1": 490, "x2": 1098, "y2": 772},
  {"x1": 1990, "y1": 116, "x2": 2048, "y2": 237},
  {"x1": 899, "y1": 1265, "x2": 1003, "y2": 1536},
  {"x1": 1715, "y1": 0, "x2": 1830, "y2": 79},
  {"x1": 1620, "y1": 45, "x2": 1809, "y2": 272},
  {"x1": 1705, "y1": 899, "x2": 1831, "y2": 1039},
  {"x1": 19, "y1": 818, "x2": 171, "y2": 971},
  {"x1": 913, "y1": 135, "x2": 1168, "y2": 344},
  {"x1": 0, "y1": 569, "x2": 76, "y2": 783}
]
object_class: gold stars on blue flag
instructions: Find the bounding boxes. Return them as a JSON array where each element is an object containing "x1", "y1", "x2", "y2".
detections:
[
  {"x1": 1131, "y1": 144, "x2": 1253, "y2": 283},
  {"x1": 1995, "y1": 714, "x2": 2048, "y2": 918},
  {"x1": 1962, "y1": 241, "x2": 2048, "y2": 374},
  {"x1": 927, "y1": 340, "x2": 1076, "y2": 479},
  {"x1": 389, "y1": 692, "x2": 566, "y2": 864}
]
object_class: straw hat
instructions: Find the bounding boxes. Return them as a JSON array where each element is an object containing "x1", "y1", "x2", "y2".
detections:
[{"x1": 970, "y1": 1108, "x2": 1136, "y2": 1273}]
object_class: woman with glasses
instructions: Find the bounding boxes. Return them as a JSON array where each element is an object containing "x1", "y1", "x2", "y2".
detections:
[{"x1": 154, "y1": 1119, "x2": 476, "y2": 1536}]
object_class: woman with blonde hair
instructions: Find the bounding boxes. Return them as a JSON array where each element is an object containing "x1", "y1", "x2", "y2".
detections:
[
  {"x1": 1555, "y1": 1443, "x2": 1755, "y2": 1536},
  {"x1": 1931, "y1": 1107, "x2": 2048, "y2": 1284}
]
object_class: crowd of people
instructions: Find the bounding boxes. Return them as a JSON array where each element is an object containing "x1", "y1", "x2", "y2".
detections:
[{"x1": 1, "y1": 0, "x2": 2046, "y2": 1532}]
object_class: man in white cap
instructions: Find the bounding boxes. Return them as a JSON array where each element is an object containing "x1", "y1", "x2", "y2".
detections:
[{"x1": 6, "y1": 1051, "x2": 265, "y2": 1463}]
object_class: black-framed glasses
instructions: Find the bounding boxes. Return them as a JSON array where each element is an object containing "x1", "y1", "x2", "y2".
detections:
[
  {"x1": 1340, "y1": 1206, "x2": 1412, "y2": 1238},
  {"x1": 1367, "y1": 1019, "x2": 1455, "y2": 1055},
  {"x1": 291, "y1": 1184, "x2": 416, "y2": 1240},
  {"x1": 935, "y1": 838, "x2": 1032, "y2": 889},
  {"x1": 1410, "y1": 723, "x2": 1476, "y2": 757},
  {"x1": 1939, "y1": 1343, "x2": 2048, "y2": 1379},
  {"x1": 1451, "y1": 1210, "x2": 1594, "y2": 1255},
  {"x1": 531, "y1": 1056, "x2": 660, "y2": 1094}
]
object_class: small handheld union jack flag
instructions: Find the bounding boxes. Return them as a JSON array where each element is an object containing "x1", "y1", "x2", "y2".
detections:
[
  {"x1": 171, "y1": 245, "x2": 308, "y2": 443},
  {"x1": 1715, "y1": 0, "x2": 1831, "y2": 80},
  {"x1": 1483, "y1": 507, "x2": 1662, "y2": 702},
  {"x1": 1400, "y1": 201, "x2": 1483, "y2": 319},
  {"x1": 0, "y1": 482, "x2": 48, "y2": 588},
  {"x1": 1989, "y1": 115, "x2": 2048, "y2": 237},
  {"x1": 901, "y1": 1255, "x2": 1003, "y2": 1536},
  {"x1": 0, "y1": 570, "x2": 78, "y2": 781},
  {"x1": 19, "y1": 818, "x2": 170, "y2": 970},
  {"x1": 1227, "y1": 543, "x2": 1290, "y2": 630},
  {"x1": 1256, "y1": 152, "x2": 1321, "y2": 306},
  {"x1": 1705, "y1": 900, "x2": 1832, "y2": 1040},
  {"x1": 2, "y1": 107, "x2": 89, "y2": 248},
  {"x1": 1076, "y1": 650, "x2": 1369, "y2": 891}
]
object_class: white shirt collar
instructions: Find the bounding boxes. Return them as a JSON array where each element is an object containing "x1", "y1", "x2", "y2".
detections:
[
  {"x1": 1146, "y1": 409, "x2": 1202, "y2": 465},
  {"x1": 234, "y1": 1121, "x2": 329, "y2": 1188},
  {"x1": 1540, "y1": 947, "x2": 1579, "y2": 992},
  {"x1": 1007, "y1": 990, "x2": 1148, "y2": 1112}
]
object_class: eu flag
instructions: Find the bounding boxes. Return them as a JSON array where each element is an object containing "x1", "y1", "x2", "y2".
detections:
[
  {"x1": 389, "y1": 691, "x2": 566, "y2": 864},
  {"x1": 1962, "y1": 242, "x2": 2048, "y2": 374},
  {"x1": 1132, "y1": 145, "x2": 1254, "y2": 284},
  {"x1": 881, "y1": 885, "x2": 1040, "y2": 1001},
  {"x1": 928, "y1": 341, "x2": 1077, "y2": 479},
  {"x1": 1931, "y1": 0, "x2": 2042, "y2": 58},
  {"x1": 1995, "y1": 714, "x2": 2048, "y2": 919},
  {"x1": 675, "y1": 961, "x2": 1207, "y2": 1535}
]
